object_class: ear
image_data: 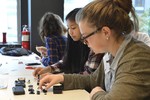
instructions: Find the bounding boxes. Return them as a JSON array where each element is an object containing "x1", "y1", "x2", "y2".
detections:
[{"x1": 101, "y1": 26, "x2": 111, "y2": 39}]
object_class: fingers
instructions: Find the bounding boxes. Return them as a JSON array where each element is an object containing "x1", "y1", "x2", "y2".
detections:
[
  {"x1": 36, "y1": 47, "x2": 42, "y2": 52},
  {"x1": 39, "y1": 74, "x2": 51, "y2": 90},
  {"x1": 39, "y1": 74, "x2": 64, "y2": 91},
  {"x1": 33, "y1": 68, "x2": 38, "y2": 77},
  {"x1": 40, "y1": 73, "x2": 51, "y2": 79},
  {"x1": 44, "y1": 79, "x2": 57, "y2": 90},
  {"x1": 33, "y1": 67, "x2": 52, "y2": 77},
  {"x1": 90, "y1": 86, "x2": 104, "y2": 99},
  {"x1": 41, "y1": 52, "x2": 47, "y2": 57},
  {"x1": 36, "y1": 46, "x2": 47, "y2": 53},
  {"x1": 40, "y1": 67, "x2": 51, "y2": 74},
  {"x1": 33, "y1": 67, "x2": 42, "y2": 77},
  {"x1": 40, "y1": 46, "x2": 47, "y2": 51}
]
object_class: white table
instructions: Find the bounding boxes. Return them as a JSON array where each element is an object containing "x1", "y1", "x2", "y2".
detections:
[{"x1": 0, "y1": 53, "x2": 90, "y2": 100}]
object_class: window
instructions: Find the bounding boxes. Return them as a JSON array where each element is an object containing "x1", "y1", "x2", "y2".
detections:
[
  {"x1": 64, "y1": 0, "x2": 150, "y2": 36},
  {"x1": 133, "y1": 0, "x2": 150, "y2": 35},
  {"x1": 0, "y1": 0, "x2": 21, "y2": 43},
  {"x1": 64, "y1": 0, "x2": 92, "y2": 25},
  {"x1": 134, "y1": 0, "x2": 145, "y2": 12}
]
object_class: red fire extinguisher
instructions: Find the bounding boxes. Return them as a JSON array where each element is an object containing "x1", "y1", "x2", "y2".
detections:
[{"x1": 22, "y1": 25, "x2": 30, "y2": 50}]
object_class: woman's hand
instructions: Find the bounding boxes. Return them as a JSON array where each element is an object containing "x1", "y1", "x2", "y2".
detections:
[
  {"x1": 39, "y1": 74, "x2": 64, "y2": 90},
  {"x1": 33, "y1": 67, "x2": 52, "y2": 77},
  {"x1": 90, "y1": 86, "x2": 104, "y2": 99},
  {"x1": 36, "y1": 46, "x2": 47, "y2": 57}
]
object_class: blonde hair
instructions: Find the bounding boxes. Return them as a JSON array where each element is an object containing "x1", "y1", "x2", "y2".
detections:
[{"x1": 76, "y1": 0, "x2": 136, "y2": 39}]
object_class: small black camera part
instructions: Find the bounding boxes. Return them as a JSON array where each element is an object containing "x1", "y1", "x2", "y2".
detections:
[
  {"x1": 12, "y1": 86, "x2": 25, "y2": 95},
  {"x1": 18, "y1": 77, "x2": 25, "y2": 82},
  {"x1": 53, "y1": 84, "x2": 63, "y2": 94},
  {"x1": 15, "y1": 80, "x2": 26, "y2": 88},
  {"x1": 42, "y1": 89, "x2": 47, "y2": 95}
]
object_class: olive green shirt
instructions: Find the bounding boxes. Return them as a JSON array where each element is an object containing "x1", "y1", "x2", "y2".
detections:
[{"x1": 63, "y1": 38, "x2": 150, "y2": 100}]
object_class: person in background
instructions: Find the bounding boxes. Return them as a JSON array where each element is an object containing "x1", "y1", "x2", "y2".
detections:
[
  {"x1": 33, "y1": 8, "x2": 103, "y2": 76},
  {"x1": 132, "y1": 31, "x2": 150, "y2": 46},
  {"x1": 36, "y1": 12, "x2": 67, "y2": 66},
  {"x1": 39, "y1": 0, "x2": 150, "y2": 100}
]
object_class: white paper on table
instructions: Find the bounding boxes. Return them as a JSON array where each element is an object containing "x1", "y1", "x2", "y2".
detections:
[{"x1": 0, "y1": 75, "x2": 9, "y2": 89}]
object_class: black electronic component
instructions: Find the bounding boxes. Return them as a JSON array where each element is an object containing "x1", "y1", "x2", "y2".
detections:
[
  {"x1": 18, "y1": 77, "x2": 25, "y2": 83},
  {"x1": 29, "y1": 89, "x2": 35, "y2": 94},
  {"x1": 37, "y1": 74, "x2": 40, "y2": 85},
  {"x1": 28, "y1": 85, "x2": 33, "y2": 91},
  {"x1": 25, "y1": 63, "x2": 41, "y2": 66},
  {"x1": 42, "y1": 89, "x2": 47, "y2": 95},
  {"x1": 53, "y1": 84, "x2": 63, "y2": 94},
  {"x1": 28, "y1": 85, "x2": 35, "y2": 94},
  {"x1": 15, "y1": 80, "x2": 26, "y2": 88},
  {"x1": 12, "y1": 86, "x2": 25, "y2": 95},
  {"x1": 36, "y1": 88, "x2": 40, "y2": 95}
]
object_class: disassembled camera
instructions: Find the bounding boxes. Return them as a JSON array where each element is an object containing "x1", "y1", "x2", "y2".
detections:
[
  {"x1": 12, "y1": 77, "x2": 26, "y2": 95},
  {"x1": 15, "y1": 78, "x2": 26, "y2": 88},
  {"x1": 12, "y1": 76, "x2": 63, "y2": 95},
  {"x1": 12, "y1": 86, "x2": 25, "y2": 95}
]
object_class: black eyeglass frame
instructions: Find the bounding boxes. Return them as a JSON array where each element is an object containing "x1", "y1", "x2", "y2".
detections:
[{"x1": 80, "y1": 27, "x2": 102, "y2": 43}]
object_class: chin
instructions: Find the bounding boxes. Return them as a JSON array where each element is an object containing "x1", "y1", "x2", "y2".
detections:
[
  {"x1": 93, "y1": 49, "x2": 104, "y2": 54},
  {"x1": 72, "y1": 37, "x2": 80, "y2": 41},
  {"x1": 93, "y1": 51, "x2": 99, "y2": 54},
  {"x1": 73, "y1": 39, "x2": 78, "y2": 41},
  {"x1": 91, "y1": 49, "x2": 97, "y2": 54}
]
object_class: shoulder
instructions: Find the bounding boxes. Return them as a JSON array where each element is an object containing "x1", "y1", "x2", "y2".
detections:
[
  {"x1": 136, "y1": 32, "x2": 149, "y2": 38},
  {"x1": 123, "y1": 38, "x2": 150, "y2": 59},
  {"x1": 135, "y1": 32, "x2": 150, "y2": 47},
  {"x1": 118, "y1": 38, "x2": 150, "y2": 72}
]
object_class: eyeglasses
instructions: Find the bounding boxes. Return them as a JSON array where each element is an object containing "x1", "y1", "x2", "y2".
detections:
[{"x1": 80, "y1": 27, "x2": 102, "y2": 44}]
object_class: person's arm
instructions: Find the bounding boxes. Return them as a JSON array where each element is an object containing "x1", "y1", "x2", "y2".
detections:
[
  {"x1": 50, "y1": 60, "x2": 63, "y2": 73},
  {"x1": 63, "y1": 62, "x2": 104, "y2": 91},
  {"x1": 32, "y1": 60, "x2": 63, "y2": 76},
  {"x1": 38, "y1": 60, "x2": 103, "y2": 93}
]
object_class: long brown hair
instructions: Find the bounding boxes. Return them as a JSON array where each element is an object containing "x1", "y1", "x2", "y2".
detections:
[{"x1": 38, "y1": 12, "x2": 67, "y2": 42}]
